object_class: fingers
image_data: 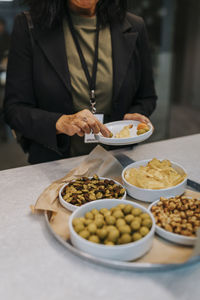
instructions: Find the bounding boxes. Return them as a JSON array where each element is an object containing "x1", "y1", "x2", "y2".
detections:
[{"x1": 124, "y1": 113, "x2": 150, "y2": 124}]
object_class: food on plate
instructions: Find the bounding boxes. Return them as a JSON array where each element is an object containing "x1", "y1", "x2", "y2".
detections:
[
  {"x1": 72, "y1": 204, "x2": 152, "y2": 245},
  {"x1": 137, "y1": 123, "x2": 150, "y2": 135},
  {"x1": 114, "y1": 124, "x2": 133, "y2": 138},
  {"x1": 124, "y1": 158, "x2": 186, "y2": 189},
  {"x1": 61, "y1": 175, "x2": 125, "y2": 206},
  {"x1": 151, "y1": 196, "x2": 200, "y2": 237}
]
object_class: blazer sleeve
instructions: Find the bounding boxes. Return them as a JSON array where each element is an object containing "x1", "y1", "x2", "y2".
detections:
[
  {"x1": 4, "y1": 14, "x2": 65, "y2": 155},
  {"x1": 128, "y1": 18, "x2": 157, "y2": 117}
]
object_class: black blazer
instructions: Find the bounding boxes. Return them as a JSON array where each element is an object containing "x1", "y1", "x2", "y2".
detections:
[{"x1": 4, "y1": 12, "x2": 157, "y2": 164}]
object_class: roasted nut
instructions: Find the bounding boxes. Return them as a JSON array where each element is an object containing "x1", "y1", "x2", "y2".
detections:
[
  {"x1": 62, "y1": 175, "x2": 125, "y2": 207},
  {"x1": 151, "y1": 196, "x2": 200, "y2": 237}
]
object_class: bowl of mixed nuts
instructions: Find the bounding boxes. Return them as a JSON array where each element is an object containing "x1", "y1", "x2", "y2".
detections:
[
  {"x1": 149, "y1": 195, "x2": 200, "y2": 245},
  {"x1": 59, "y1": 175, "x2": 126, "y2": 212}
]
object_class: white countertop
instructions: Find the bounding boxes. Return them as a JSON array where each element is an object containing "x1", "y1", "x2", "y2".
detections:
[{"x1": 0, "y1": 134, "x2": 200, "y2": 300}]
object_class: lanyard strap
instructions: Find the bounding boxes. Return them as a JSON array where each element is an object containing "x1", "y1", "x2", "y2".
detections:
[{"x1": 67, "y1": 12, "x2": 100, "y2": 114}]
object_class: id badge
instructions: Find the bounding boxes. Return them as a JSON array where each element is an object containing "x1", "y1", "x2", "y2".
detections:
[{"x1": 84, "y1": 114, "x2": 104, "y2": 143}]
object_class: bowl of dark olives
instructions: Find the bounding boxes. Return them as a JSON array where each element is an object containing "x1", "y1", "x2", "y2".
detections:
[{"x1": 69, "y1": 199, "x2": 155, "y2": 261}]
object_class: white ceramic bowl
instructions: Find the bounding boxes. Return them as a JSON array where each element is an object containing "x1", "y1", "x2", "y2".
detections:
[
  {"x1": 149, "y1": 199, "x2": 198, "y2": 246},
  {"x1": 122, "y1": 159, "x2": 187, "y2": 202},
  {"x1": 95, "y1": 120, "x2": 153, "y2": 146},
  {"x1": 69, "y1": 199, "x2": 155, "y2": 261},
  {"x1": 59, "y1": 177, "x2": 126, "y2": 212}
]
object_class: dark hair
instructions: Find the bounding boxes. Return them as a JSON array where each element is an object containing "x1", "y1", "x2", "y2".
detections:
[{"x1": 22, "y1": 0, "x2": 127, "y2": 28}]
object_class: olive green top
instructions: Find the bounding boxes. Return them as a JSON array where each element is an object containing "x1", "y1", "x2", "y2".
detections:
[{"x1": 63, "y1": 13, "x2": 113, "y2": 156}]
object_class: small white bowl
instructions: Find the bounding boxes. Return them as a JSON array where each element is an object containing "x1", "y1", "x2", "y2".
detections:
[
  {"x1": 122, "y1": 159, "x2": 187, "y2": 202},
  {"x1": 59, "y1": 177, "x2": 126, "y2": 212},
  {"x1": 69, "y1": 199, "x2": 155, "y2": 261},
  {"x1": 149, "y1": 200, "x2": 198, "y2": 246}
]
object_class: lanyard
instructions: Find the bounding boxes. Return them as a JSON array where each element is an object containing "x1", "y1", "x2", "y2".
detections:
[{"x1": 67, "y1": 12, "x2": 100, "y2": 114}]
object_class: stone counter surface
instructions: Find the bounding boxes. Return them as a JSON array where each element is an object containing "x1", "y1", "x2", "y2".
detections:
[{"x1": 0, "y1": 134, "x2": 200, "y2": 300}]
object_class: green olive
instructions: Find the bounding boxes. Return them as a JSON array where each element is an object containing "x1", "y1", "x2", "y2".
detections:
[
  {"x1": 91, "y1": 208, "x2": 99, "y2": 216},
  {"x1": 118, "y1": 224, "x2": 131, "y2": 234},
  {"x1": 104, "y1": 240, "x2": 115, "y2": 246},
  {"x1": 107, "y1": 225, "x2": 116, "y2": 232},
  {"x1": 116, "y1": 204, "x2": 125, "y2": 210},
  {"x1": 99, "y1": 208, "x2": 109, "y2": 215},
  {"x1": 131, "y1": 208, "x2": 142, "y2": 216},
  {"x1": 132, "y1": 232, "x2": 142, "y2": 241},
  {"x1": 94, "y1": 214, "x2": 104, "y2": 222},
  {"x1": 140, "y1": 226, "x2": 150, "y2": 236},
  {"x1": 142, "y1": 218, "x2": 152, "y2": 229},
  {"x1": 105, "y1": 215, "x2": 116, "y2": 225},
  {"x1": 103, "y1": 211, "x2": 111, "y2": 217},
  {"x1": 134, "y1": 217, "x2": 142, "y2": 224},
  {"x1": 84, "y1": 219, "x2": 93, "y2": 226},
  {"x1": 116, "y1": 218, "x2": 126, "y2": 228},
  {"x1": 123, "y1": 204, "x2": 133, "y2": 215},
  {"x1": 107, "y1": 229, "x2": 120, "y2": 242},
  {"x1": 141, "y1": 213, "x2": 151, "y2": 220},
  {"x1": 119, "y1": 233, "x2": 132, "y2": 244},
  {"x1": 85, "y1": 212, "x2": 94, "y2": 220},
  {"x1": 95, "y1": 218, "x2": 104, "y2": 228},
  {"x1": 74, "y1": 223, "x2": 85, "y2": 233},
  {"x1": 131, "y1": 220, "x2": 141, "y2": 231},
  {"x1": 88, "y1": 235, "x2": 100, "y2": 243},
  {"x1": 87, "y1": 223, "x2": 97, "y2": 234},
  {"x1": 137, "y1": 129, "x2": 146, "y2": 135},
  {"x1": 79, "y1": 230, "x2": 90, "y2": 239},
  {"x1": 79, "y1": 217, "x2": 85, "y2": 223},
  {"x1": 97, "y1": 228, "x2": 108, "y2": 240},
  {"x1": 112, "y1": 209, "x2": 124, "y2": 219},
  {"x1": 72, "y1": 218, "x2": 84, "y2": 227},
  {"x1": 125, "y1": 214, "x2": 134, "y2": 224}
]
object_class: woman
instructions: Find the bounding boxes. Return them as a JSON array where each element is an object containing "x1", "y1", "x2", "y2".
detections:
[{"x1": 4, "y1": 0, "x2": 157, "y2": 164}]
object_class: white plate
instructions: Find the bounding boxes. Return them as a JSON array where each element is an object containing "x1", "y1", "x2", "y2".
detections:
[
  {"x1": 69, "y1": 199, "x2": 155, "y2": 261},
  {"x1": 95, "y1": 120, "x2": 153, "y2": 146},
  {"x1": 148, "y1": 199, "x2": 198, "y2": 246},
  {"x1": 59, "y1": 177, "x2": 126, "y2": 212}
]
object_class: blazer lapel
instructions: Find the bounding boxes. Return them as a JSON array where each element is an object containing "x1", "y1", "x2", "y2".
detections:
[
  {"x1": 32, "y1": 23, "x2": 72, "y2": 93},
  {"x1": 111, "y1": 18, "x2": 138, "y2": 103}
]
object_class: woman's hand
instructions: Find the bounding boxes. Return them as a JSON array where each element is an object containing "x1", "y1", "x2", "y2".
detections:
[
  {"x1": 124, "y1": 113, "x2": 151, "y2": 124},
  {"x1": 56, "y1": 109, "x2": 111, "y2": 137}
]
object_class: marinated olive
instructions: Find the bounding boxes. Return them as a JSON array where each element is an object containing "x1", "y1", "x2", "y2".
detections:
[
  {"x1": 118, "y1": 224, "x2": 131, "y2": 234},
  {"x1": 95, "y1": 218, "x2": 104, "y2": 228},
  {"x1": 125, "y1": 214, "x2": 134, "y2": 224},
  {"x1": 79, "y1": 230, "x2": 90, "y2": 239},
  {"x1": 140, "y1": 226, "x2": 150, "y2": 236},
  {"x1": 131, "y1": 208, "x2": 142, "y2": 216},
  {"x1": 123, "y1": 204, "x2": 133, "y2": 215},
  {"x1": 97, "y1": 228, "x2": 108, "y2": 240},
  {"x1": 112, "y1": 209, "x2": 124, "y2": 219},
  {"x1": 105, "y1": 215, "x2": 116, "y2": 225},
  {"x1": 74, "y1": 223, "x2": 85, "y2": 233},
  {"x1": 132, "y1": 232, "x2": 142, "y2": 241},
  {"x1": 116, "y1": 218, "x2": 126, "y2": 228},
  {"x1": 84, "y1": 219, "x2": 93, "y2": 226},
  {"x1": 104, "y1": 240, "x2": 115, "y2": 246},
  {"x1": 107, "y1": 229, "x2": 120, "y2": 242},
  {"x1": 91, "y1": 208, "x2": 99, "y2": 216},
  {"x1": 88, "y1": 223, "x2": 97, "y2": 234},
  {"x1": 119, "y1": 233, "x2": 132, "y2": 244},
  {"x1": 142, "y1": 218, "x2": 152, "y2": 229},
  {"x1": 85, "y1": 212, "x2": 94, "y2": 220},
  {"x1": 88, "y1": 235, "x2": 100, "y2": 243},
  {"x1": 131, "y1": 220, "x2": 140, "y2": 231}
]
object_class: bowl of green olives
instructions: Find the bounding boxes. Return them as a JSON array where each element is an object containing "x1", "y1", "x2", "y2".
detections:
[{"x1": 69, "y1": 199, "x2": 155, "y2": 261}]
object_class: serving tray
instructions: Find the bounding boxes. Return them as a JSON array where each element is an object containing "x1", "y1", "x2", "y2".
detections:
[{"x1": 44, "y1": 211, "x2": 200, "y2": 271}]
